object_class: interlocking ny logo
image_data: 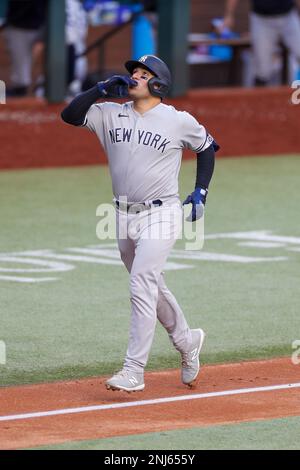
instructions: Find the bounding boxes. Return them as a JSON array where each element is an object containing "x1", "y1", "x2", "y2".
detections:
[
  {"x1": 139, "y1": 55, "x2": 148, "y2": 63},
  {"x1": 0, "y1": 80, "x2": 6, "y2": 104}
]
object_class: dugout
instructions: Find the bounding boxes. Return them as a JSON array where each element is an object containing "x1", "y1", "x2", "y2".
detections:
[{"x1": 0, "y1": 0, "x2": 252, "y2": 102}]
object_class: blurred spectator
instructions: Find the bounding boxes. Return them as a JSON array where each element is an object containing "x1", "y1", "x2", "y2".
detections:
[
  {"x1": 142, "y1": 0, "x2": 157, "y2": 19},
  {"x1": 222, "y1": 0, "x2": 300, "y2": 85},
  {"x1": 34, "y1": 0, "x2": 89, "y2": 99},
  {"x1": 4, "y1": 0, "x2": 47, "y2": 97},
  {"x1": 65, "y1": 0, "x2": 89, "y2": 96},
  {"x1": 132, "y1": 1, "x2": 157, "y2": 57},
  {"x1": 142, "y1": 0, "x2": 158, "y2": 43}
]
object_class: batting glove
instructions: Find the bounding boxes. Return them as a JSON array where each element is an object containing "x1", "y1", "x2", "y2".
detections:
[
  {"x1": 98, "y1": 75, "x2": 137, "y2": 98},
  {"x1": 183, "y1": 187, "x2": 207, "y2": 222}
]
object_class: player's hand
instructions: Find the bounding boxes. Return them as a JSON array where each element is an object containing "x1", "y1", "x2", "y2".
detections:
[
  {"x1": 98, "y1": 75, "x2": 137, "y2": 98},
  {"x1": 222, "y1": 14, "x2": 234, "y2": 31},
  {"x1": 183, "y1": 187, "x2": 207, "y2": 222}
]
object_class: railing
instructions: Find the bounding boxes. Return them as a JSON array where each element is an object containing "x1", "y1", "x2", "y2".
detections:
[{"x1": 77, "y1": 8, "x2": 143, "y2": 73}]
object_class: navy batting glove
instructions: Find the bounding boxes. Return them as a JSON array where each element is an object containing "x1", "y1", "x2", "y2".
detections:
[
  {"x1": 98, "y1": 75, "x2": 137, "y2": 98},
  {"x1": 183, "y1": 187, "x2": 207, "y2": 222}
]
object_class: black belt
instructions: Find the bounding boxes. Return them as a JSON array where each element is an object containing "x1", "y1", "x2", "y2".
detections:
[{"x1": 116, "y1": 199, "x2": 163, "y2": 213}]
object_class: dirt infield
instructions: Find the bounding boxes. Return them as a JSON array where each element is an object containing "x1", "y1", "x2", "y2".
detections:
[
  {"x1": 1, "y1": 87, "x2": 299, "y2": 170},
  {"x1": 0, "y1": 357, "x2": 299, "y2": 449}
]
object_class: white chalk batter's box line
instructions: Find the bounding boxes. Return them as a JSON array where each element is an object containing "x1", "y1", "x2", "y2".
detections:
[
  {"x1": 0, "y1": 381, "x2": 299, "y2": 423},
  {"x1": 1, "y1": 230, "x2": 300, "y2": 283}
]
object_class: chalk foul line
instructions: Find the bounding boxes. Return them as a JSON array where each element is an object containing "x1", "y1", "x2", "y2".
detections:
[{"x1": 0, "y1": 382, "x2": 300, "y2": 423}]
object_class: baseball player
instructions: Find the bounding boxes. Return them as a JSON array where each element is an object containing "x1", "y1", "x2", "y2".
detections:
[
  {"x1": 222, "y1": 0, "x2": 300, "y2": 86},
  {"x1": 61, "y1": 55, "x2": 218, "y2": 392}
]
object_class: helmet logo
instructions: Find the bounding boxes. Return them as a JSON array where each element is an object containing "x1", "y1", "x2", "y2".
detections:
[{"x1": 139, "y1": 56, "x2": 148, "y2": 63}]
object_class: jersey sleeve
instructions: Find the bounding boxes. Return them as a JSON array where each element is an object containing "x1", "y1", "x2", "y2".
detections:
[
  {"x1": 82, "y1": 103, "x2": 105, "y2": 132},
  {"x1": 179, "y1": 111, "x2": 214, "y2": 153}
]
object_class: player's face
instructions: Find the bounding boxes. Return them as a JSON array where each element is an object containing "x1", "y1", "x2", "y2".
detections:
[{"x1": 128, "y1": 67, "x2": 155, "y2": 99}]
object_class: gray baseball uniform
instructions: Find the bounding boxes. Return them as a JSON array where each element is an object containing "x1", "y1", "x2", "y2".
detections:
[
  {"x1": 84, "y1": 100, "x2": 212, "y2": 372},
  {"x1": 84, "y1": 101, "x2": 213, "y2": 202}
]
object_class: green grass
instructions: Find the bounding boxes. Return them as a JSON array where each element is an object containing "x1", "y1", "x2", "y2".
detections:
[
  {"x1": 1, "y1": 155, "x2": 300, "y2": 386},
  {"x1": 32, "y1": 416, "x2": 300, "y2": 450}
]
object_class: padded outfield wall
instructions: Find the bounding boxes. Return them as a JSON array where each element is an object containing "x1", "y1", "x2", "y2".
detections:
[{"x1": 0, "y1": 86, "x2": 299, "y2": 170}]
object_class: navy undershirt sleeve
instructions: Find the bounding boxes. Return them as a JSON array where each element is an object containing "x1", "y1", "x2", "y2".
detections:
[
  {"x1": 195, "y1": 144, "x2": 216, "y2": 189},
  {"x1": 61, "y1": 85, "x2": 101, "y2": 126}
]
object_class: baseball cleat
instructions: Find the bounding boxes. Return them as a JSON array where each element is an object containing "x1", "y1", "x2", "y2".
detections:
[
  {"x1": 181, "y1": 328, "x2": 206, "y2": 387},
  {"x1": 105, "y1": 369, "x2": 145, "y2": 392}
]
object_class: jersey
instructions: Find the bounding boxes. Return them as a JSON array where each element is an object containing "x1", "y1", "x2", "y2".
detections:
[{"x1": 83, "y1": 101, "x2": 213, "y2": 203}]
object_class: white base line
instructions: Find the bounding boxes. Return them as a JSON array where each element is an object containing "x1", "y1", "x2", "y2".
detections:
[{"x1": 0, "y1": 382, "x2": 300, "y2": 423}]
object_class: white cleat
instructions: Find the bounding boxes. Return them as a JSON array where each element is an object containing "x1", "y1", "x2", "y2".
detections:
[
  {"x1": 105, "y1": 369, "x2": 145, "y2": 392},
  {"x1": 181, "y1": 328, "x2": 206, "y2": 387}
]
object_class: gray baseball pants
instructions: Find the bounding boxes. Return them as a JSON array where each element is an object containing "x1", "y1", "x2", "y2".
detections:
[
  {"x1": 4, "y1": 26, "x2": 43, "y2": 87},
  {"x1": 250, "y1": 9, "x2": 300, "y2": 82},
  {"x1": 116, "y1": 201, "x2": 192, "y2": 373}
]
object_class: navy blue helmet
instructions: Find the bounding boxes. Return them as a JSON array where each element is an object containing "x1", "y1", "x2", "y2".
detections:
[{"x1": 125, "y1": 55, "x2": 172, "y2": 98}]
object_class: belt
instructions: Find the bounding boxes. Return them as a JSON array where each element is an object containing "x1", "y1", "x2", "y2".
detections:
[{"x1": 115, "y1": 199, "x2": 163, "y2": 213}]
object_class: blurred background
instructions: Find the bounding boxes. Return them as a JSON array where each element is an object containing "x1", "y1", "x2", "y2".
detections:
[
  {"x1": 1, "y1": 0, "x2": 300, "y2": 168},
  {"x1": 1, "y1": 0, "x2": 300, "y2": 101}
]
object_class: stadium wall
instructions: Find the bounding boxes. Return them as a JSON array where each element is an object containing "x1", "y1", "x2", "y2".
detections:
[{"x1": 0, "y1": 86, "x2": 299, "y2": 170}]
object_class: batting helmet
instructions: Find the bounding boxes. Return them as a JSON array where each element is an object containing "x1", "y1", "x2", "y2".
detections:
[{"x1": 124, "y1": 55, "x2": 172, "y2": 99}]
